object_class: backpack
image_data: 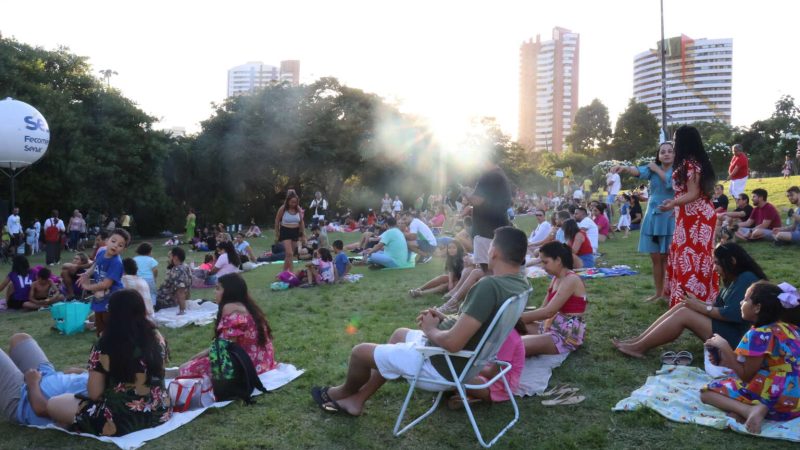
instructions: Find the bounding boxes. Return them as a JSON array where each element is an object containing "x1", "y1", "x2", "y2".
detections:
[
  {"x1": 208, "y1": 338, "x2": 267, "y2": 404},
  {"x1": 45, "y1": 220, "x2": 60, "y2": 243}
]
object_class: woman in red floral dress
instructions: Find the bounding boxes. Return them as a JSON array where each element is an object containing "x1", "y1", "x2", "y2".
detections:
[
  {"x1": 180, "y1": 273, "x2": 276, "y2": 382},
  {"x1": 658, "y1": 125, "x2": 719, "y2": 307}
]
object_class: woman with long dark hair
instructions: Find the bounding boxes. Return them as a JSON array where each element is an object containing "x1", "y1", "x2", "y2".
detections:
[
  {"x1": 612, "y1": 142, "x2": 676, "y2": 302},
  {"x1": 274, "y1": 190, "x2": 306, "y2": 272},
  {"x1": 47, "y1": 290, "x2": 170, "y2": 436},
  {"x1": 179, "y1": 273, "x2": 276, "y2": 381},
  {"x1": 614, "y1": 242, "x2": 763, "y2": 359},
  {"x1": 562, "y1": 219, "x2": 594, "y2": 269},
  {"x1": 210, "y1": 241, "x2": 241, "y2": 278},
  {"x1": 658, "y1": 125, "x2": 719, "y2": 307},
  {"x1": 408, "y1": 241, "x2": 465, "y2": 298}
]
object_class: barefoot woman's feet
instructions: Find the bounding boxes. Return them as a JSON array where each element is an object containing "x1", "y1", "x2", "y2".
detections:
[
  {"x1": 745, "y1": 403, "x2": 768, "y2": 434},
  {"x1": 614, "y1": 342, "x2": 645, "y2": 358}
]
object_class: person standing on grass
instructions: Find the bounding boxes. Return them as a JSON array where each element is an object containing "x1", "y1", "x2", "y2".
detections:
[
  {"x1": 310, "y1": 227, "x2": 529, "y2": 416},
  {"x1": 659, "y1": 125, "x2": 719, "y2": 308},
  {"x1": 605, "y1": 169, "x2": 622, "y2": 223},
  {"x1": 43, "y1": 211, "x2": 65, "y2": 266},
  {"x1": 727, "y1": 144, "x2": 749, "y2": 198},
  {"x1": 185, "y1": 208, "x2": 196, "y2": 241},
  {"x1": 7, "y1": 207, "x2": 23, "y2": 255},
  {"x1": 77, "y1": 228, "x2": 129, "y2": 335},
  {"x1": 274, "y1": 190, "x2": 306, "y2": 273}
]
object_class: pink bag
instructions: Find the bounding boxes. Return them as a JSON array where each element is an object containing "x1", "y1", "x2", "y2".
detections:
[
  {"x1": 168, "y1": 377, "x2": 214, "y2": 412},
  {"x1": 277, "y1": 271, "x2": 300, "y2": 287}
]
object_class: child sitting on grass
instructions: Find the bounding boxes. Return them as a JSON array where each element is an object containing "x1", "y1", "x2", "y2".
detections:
[
  {"x1": 60, "y1": 252, "x2": 91, "y2": 299},
  {"x1": 300, "y1": 248, "x2": 334, "y2": 286},
  {"x1": 28, "y1": 268, "x2": 64, "y2": 307},
  {"x1": 701, "y1": 281, "x2": 800, "y2": 434},
  {"x1": 408, "y1": 241, "x2": 464, "y2": 298},
  {"x1": 332, "y1": 240, "x2": 351, "y2": 283},
  {"x1": 0, "y1": 255, "x2": 34, "y2": 310},
  {"x1": 121, "y1": 258, "x2": 154, "y2": 320}
]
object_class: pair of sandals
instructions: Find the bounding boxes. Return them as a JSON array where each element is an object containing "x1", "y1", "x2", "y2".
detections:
[
  {"x1": 408, "y1": 288, "x2": 423, "y2": 298},
  {"x1": 661, "y1": 350, "x2": 693, "y2": 366},
  {"x1": 540, "y1": 383, "x2": 585, "y2": 406},
  {"x1": 311, "y1": 386, "x2": 356, "y2": 417}
]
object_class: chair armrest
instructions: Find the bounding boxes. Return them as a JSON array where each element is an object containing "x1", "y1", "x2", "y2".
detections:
[{"x1": 415, "y1": 346, "x2": 475, "y2": 359}]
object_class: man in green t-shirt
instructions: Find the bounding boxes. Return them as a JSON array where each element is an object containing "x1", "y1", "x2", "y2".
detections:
[
  {"x1": 365, "y1": 216, "x2": 408, "y2": 268},
  {"x1": 311, "y1": 226, "x2": 529, "y2": 416}
]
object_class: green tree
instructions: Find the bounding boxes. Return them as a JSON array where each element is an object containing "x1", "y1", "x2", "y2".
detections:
[
  {"x1": 567, "y1": 99, "x2": 612, "y2": 155},
  {"x1": 607, "y1": 99, "x2": 660, "y2": 162},
  {"x1": 733, "y1": 95, "x2": 800, "y2": 175},
  {"x1": 0, "y1": 37, "x2": 175, "y2": 235}
]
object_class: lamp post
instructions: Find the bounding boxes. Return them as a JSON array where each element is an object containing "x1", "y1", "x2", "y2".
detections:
[{"x1": 659, "y1": 0, "x2": 668, "y2": 141}]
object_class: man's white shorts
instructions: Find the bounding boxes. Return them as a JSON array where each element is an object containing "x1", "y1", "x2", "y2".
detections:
[
  {"x1": 729, "y1": 177, "x2": 748, "y2": 198},
  {"x1": 373, "y1": 330, "x2": 450, "y2": 391},
  {"x1": 472, "y1": 236, "x2": 492, "y2": 265}
]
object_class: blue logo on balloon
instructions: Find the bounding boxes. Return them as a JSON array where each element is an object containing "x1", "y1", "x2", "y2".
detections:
[{"x1": 24, "y1": 116, "x2": 49, "y2": 133}]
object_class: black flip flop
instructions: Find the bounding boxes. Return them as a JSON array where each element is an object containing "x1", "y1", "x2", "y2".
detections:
[{"x1": 311, "y1": 386, "x2": 354, "y2": 416}]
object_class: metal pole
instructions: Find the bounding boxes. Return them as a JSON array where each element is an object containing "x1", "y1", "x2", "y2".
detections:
[
  {"x1": 660, "y1": 0, "x2": 668, "y2": 139},
  {"x1": 10, "y1": 171, "x2": 15, "y2": 209}
]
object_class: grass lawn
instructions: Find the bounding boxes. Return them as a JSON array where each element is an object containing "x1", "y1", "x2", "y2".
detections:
[{"x1": 0, "y1": 175, "x2": 798, "y2": 449}]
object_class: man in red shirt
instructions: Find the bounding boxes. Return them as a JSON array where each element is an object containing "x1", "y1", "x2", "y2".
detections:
[
  {"x1": 735, "y1": 188, "x2": 781, "y2": 241},
  {"x1": 727, "y1": 144, "x2": 749, "y2": 198}
]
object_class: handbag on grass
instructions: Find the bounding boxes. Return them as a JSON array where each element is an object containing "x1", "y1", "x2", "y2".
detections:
[{"x1": 168, "y1": 377, "x2": 214, "y2": 412}]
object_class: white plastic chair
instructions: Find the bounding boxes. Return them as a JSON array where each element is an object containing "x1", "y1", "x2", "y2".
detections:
[{"x1": 393, "y1": 288, "x2": 532, "y2": 448}]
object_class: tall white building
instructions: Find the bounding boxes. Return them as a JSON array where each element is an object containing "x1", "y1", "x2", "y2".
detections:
[
  {"x1": 634, "y1": 36, "x2": 732, "y2": 125},
  {"x1": 227, "y1": 60, "x2": 300, "y2": 97},
  {"x1": 519, "y1": 27, "x2": 580, "y2": 153}
]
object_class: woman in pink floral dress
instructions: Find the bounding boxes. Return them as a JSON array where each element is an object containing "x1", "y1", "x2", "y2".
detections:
[
  {"x1": 658, "y1": 125, "x2": 720, "y2": 308},
  {"x1": 180, "y1": 273, "x2": 276, "y2": 381}
]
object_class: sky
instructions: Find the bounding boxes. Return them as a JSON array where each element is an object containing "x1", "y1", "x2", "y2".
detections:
[{"x1": 2, "y1": 0, "x2": 798, "y2": 140}]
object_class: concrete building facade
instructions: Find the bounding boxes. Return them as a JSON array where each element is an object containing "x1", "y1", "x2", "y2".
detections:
[
  {"x1": 633, "y1": 36, "x2": 732, "y2": 125},
  {"x1": 518, "y1": 27, "x2": 580, "y2": 153}
]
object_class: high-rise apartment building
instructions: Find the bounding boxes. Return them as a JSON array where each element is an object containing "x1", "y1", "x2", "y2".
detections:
[
  {"x1": 227, "y1": 60, "x2": 301, "y2": 97},
  {"x1": 634, "y1": 36, "x2": 732, "y2": 125},
  {"x1": 518, "y1": 27, "x2": 580, "y2": 153}
]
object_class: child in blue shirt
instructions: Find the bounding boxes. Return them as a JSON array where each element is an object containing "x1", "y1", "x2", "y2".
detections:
[
  {"x1": 333, "y1": 240, "x2": 351, "y2": 283},
  {"x1": 78, "y1": 228, "x2": 130, "y2": 335}
]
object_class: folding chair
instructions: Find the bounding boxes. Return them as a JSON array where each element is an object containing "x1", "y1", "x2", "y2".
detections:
[{"x1": 393, "y1": 288, "x2": 532, "y2": 448}]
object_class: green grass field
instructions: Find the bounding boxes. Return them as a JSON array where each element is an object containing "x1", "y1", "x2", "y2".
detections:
[{"x1": 0, "y1": 176, "x2": 798, "y2": 449}]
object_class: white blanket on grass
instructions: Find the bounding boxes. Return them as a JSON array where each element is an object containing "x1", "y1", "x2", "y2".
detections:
[
  {"x1": 514, "y1": 353, "x2": 570, "y2": 396},
  {"x1": 27, "y1": 363, "x2": 304, "y2": 450},
  {"x1": 153, "y1": 300, "x2": 217, "y2": 328}
]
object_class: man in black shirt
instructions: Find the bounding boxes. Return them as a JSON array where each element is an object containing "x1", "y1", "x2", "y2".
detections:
[
  {"x1": 716, "y1": 193, "x2": 753, "y2": 242},
  {"x1": 466, "y1": 162, "x2": 512, "y2": 272}
]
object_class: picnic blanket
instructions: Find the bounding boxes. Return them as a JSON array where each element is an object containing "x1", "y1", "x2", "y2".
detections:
[
  {"x1": 613, "y1": 364, "x2": 800, "y2": 443},
  {"x1": 515, "y1": 353, "x2": 570, "y2": 396},
  {"x1": 153, "y1": 300, "x2": 217, "y2": 328},
  {"x1": 526, "y1": 265, "x2": 639, "y2": 280},
  {"x1": 27, "y1": 363, "x2": 304, "y2": 450}
]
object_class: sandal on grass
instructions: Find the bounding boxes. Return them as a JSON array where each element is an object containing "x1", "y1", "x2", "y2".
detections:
[
  {"x1": 660, "y1": 351, "x2": 678, "y2": 365},
  {"x1": 541, "y1": 383, "x2": 579, "y2": 397},
  {"x1": 408, "y1": 289, "x2": 421, "y2": 298},
  {"x1": 541, "y1": 390, "x2": 585, "y2": 406},
  {"x1": 674, "y1": 350, "x2": 693, "y2": 366},
  {"x1": 311, "y1": 386, "x2": 355, "y2": 416}
]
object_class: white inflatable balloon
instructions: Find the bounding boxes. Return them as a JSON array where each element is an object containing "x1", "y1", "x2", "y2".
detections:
[{"x1": 0, "y1": 98, "x2": 50, "y2": 169}]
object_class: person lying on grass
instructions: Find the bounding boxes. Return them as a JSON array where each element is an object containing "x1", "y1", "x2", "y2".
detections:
[
  {"x1": 519, "y1": 242, "x2": 587, "y2": 357},
  {"x1": 613, "y1": 243, "x2": 765, "y2": 359},
  {"x1": 311, "y1": 226, "x2": 529, "y2": 416},
  {"x1": 408, "y1": 241, "x2": 464, "y2": 298},
  {"x1": 701, "y1": 281, "x2": 800, "y2": 434},
  {"x1": 0, "y1": 333, "x2": 89, "y2": 427}
]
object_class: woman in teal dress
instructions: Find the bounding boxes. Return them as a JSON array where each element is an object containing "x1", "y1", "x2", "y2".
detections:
[{"x1": 611, "y1": 141, "x2": 675, "y2": 301}]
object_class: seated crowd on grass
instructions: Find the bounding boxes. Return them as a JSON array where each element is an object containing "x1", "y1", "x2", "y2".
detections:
[{"x1": 0, "y1": 162, "x2": 798, "y2": 440}]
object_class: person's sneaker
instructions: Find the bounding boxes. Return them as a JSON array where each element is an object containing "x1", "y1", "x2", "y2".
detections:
[{"x1": 421, "y1": 256, "x2": 433, "y2": 264}]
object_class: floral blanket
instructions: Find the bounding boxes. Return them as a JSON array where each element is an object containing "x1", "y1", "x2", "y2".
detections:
[{"x1": 613, "y1": 365, "x2": 800, "y2": 442}]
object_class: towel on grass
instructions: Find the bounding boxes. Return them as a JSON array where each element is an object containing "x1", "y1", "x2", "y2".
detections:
[
  {"x1": 613, "y1": 364, "x2": 800, "y2": 443},
  {"x1": 27, "y1": 363, "x2": 304, "y2": 450},
  {"x1": 153, "y1": 300, "x2": 217, "y2": 328},
  {"x1": 515, "y1": 353, "x2": 570, "y2": 396}
]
